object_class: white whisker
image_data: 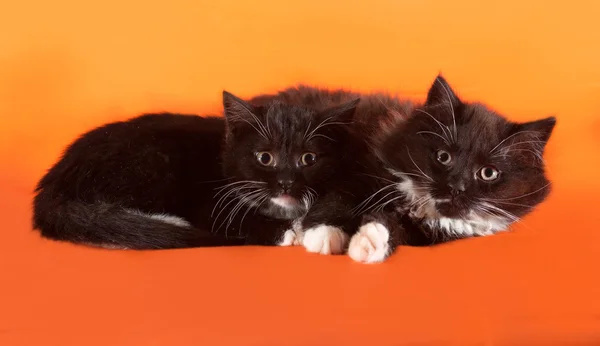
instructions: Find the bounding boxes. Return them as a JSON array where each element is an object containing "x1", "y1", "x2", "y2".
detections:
[
  {"x1": 212, "y1": 183, "x2": 260, "y2": 217},
  {"x1": 406, "y1": 146, "x2": 434, "y2": 182},
  {"x1": 489, "y1": 131, "x2": 544, "y2": 155},
  {"x1": 309, "y1": 134, "x2": 335, "y2": 142},
  {"x1": 493, "y1": 148, "x2": 544, "y2": 162},
  {"x1": 479, "y1": 199, "x2": 534, "y2": 209},
  {"x1": 415, "y1": 108, "x2": 453, "y2": 144},
  {"x1": 214, "y1": 180, "x2": 266, "y2": 196},
  {"x1": 237, "y1": 192, "x2": 269, "y2": 235},
  {"x1": 222, "y1": 189, "x2": 266, "y2": 235},
  {"x1": 479, "y1": 202, "x2": 520, "y2": 223},
  {"x1": 305, "y1": 116, "x2": 350, "y2": 142},
  {"x1": 231, "y1": 115, "x2": 269, "y2": 140},
  {"x1": 436, "y1": 78, "x2": 458, "y2": 142},
  {"x1": 361, "y1": 190, "x2": 402, "y2": 215},
  {"x1": 303, "y1": 120, "x2": 312, "y2": 140},
  {"x1": 351, "y1": 183, "x2": 397, "y2": 216},
  {"x1": 212, "y1": 188, "x2": 265, "y2": 234},
  {"x1": 416, "y1": 131, "x2": 451, "y2": 145},
  {"x1": 375, "y1": 195, "x2": 405, "y2": 212},
  {"x1": 387, "y1": 169, "x2": 428, "y2": 180},
  {"x1": 359, "y1": 173, "x2": 396, "y2": 184},
  {"x1": 482, "y1": 183, "x2": 551, "y2": 201}
]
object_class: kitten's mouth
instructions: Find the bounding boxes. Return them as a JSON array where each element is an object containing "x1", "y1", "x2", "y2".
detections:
[{"x1": 271, "y1": 194, "x2": 300, "y2": 209}]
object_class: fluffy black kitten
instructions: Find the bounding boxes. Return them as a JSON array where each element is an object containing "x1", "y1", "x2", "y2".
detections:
[
  {"x1": 33, "y1": 92, "x2": 367, "y2": 250},
  {"x1": 249, "y1": 75, "x2": 556, "y2": 263}
]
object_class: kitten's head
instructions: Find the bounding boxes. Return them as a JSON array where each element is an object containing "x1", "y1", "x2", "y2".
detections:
[
  {"x1": 221, "y1": 91, "x2": 358, "y2": 220},
  {"x1": 379, "y1": 75, "x2": 556, "y2": 232}
]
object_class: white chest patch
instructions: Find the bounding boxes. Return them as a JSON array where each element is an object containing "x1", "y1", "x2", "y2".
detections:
[
  {"x1": 393, "y1": 174, "x2": 437, "y2": 218},
  {"x1": 425, "y1": 217, "x2": 508, "y2": 237}
]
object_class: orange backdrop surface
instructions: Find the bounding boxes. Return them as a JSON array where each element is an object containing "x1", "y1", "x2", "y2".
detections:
[{"x1": 1, "y1": 0, "x2": 600, "y2": 345}]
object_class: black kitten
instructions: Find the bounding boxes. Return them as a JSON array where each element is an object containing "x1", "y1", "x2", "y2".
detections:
[
  {"x1": 250, "y1": 75, "x2": 556, "y2": 263},
  {"x1": 222, "y1": 93, "x2": 378, "y2": 255},
  {"x1": 33, "y1": 92, "x2": 364, "y2": 249}
]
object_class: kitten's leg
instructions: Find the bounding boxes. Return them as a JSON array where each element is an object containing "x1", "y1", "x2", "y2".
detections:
[
  {"x1": 348, "y1": 211, "x2": 403, "y2": 264},
  {"x1": 300, "y1": 193, "x2": 358, "y2": 255},
  {"x1": 242, "y1": 215, "x2": 296, "y2": 246}
]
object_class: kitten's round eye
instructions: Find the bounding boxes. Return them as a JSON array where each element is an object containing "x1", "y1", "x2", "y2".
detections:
[
  {"x1": 256, "y1": 152, "x2": 274, "y2": 166},
  {"x1": 436, "y1": 150, "x2": 452, "y2": 165},
  {"x1": 478, "y1": 165, "x2": 500, "y2": 181},
  {"x1": 300, "y1": 152, "x2": 317, "y2": 166}
]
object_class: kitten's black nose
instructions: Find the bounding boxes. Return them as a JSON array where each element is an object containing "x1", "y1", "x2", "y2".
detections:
[
  {"x1": 448, "y1": 182, "x2": 466, "y2": 196},
  {"x1": 278, "y1": 179, "x2": 294, "y2": 191}
]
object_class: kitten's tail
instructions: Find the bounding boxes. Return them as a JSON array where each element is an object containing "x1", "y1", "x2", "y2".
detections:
[{"x1": 32, "y1": 197, "x2": 245, "y2": 250}]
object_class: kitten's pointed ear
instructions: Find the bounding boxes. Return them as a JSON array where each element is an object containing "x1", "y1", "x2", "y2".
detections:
[
  {"x1": 222, "y1": 90, "x2": 257, "y2": 125},
  {"x1": 321, "y1": 98, "x2": 360, "y2": 123},
  {"x1": 424, "y1": 74, "x2": 462, "y2": 108},
  {"x1": 517, "y1": 116, "x2": 557, "y2": 144},
  {"x1": 505, "y1": 116, "x2": 556, "y2": 160}
]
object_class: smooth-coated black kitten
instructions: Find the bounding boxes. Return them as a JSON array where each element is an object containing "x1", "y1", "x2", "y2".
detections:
[
  {"x1": 33, "y1": 92, "x2": 368, "y2": 250},
  {"x1": 250, "y1": 75, "x2": 556, "y2": 263}
]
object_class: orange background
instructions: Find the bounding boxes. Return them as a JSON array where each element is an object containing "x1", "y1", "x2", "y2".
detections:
[{"x1": 1, "y1": 0, "x2": 600, "y2": 345}]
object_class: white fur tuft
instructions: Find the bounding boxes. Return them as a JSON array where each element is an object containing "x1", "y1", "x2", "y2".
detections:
[
  {"x1": 278, "y1": 219, "x2": 305, "y2": 246},
  {"x1": 125, "y1": 209, "x2": 191, "y2": 227},
  {"x1": 271, "y1": 196, "x2": 298, "y2": 209}
]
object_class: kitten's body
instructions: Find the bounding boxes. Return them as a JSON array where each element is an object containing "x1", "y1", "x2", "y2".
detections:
[
  {"x1": 34, "y1": 93, "x2": 375, "y2": 250},
  {"x1": 250, "y1": 76, "x2": 556, "y2": 263},
  {"x1": 34, "y1": 113, "x2": 271, "y2": 248}
]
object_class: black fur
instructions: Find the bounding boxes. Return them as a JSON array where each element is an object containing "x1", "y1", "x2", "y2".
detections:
[
  {"x1": 249, "y1": 75, "x2": 556, "y2": 260},
  {"x1": 33, "y1": 92, "x2": 374, "y2": 249}
]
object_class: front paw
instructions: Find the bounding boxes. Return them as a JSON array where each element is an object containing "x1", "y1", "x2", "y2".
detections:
[
  {"x1": 302, "y1": 225, "x2": 349, "y2": 255},
  {"x1": 278, "y1": 229, "x2": 304, "y2": 246},
  {"x1": 348, "y1": 222, "x2": 390, "y2": 264},
  {"x1": 277, "y1": 219, "x2": 304, "y2": 246}
]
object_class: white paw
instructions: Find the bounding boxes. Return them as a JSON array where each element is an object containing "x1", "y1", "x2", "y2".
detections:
[
  {"x1": 348, "y1": 222, "x2": 390, "y2": 264},
  {"x1": 302, "y1": 225, "x2": 349, "y2": 255},
  {"x1": 278, "y1": 219, "x2": 304, "y2": 246},
  {"x1": 278, "y1": 229, "x2": 304, "y2": 246}
]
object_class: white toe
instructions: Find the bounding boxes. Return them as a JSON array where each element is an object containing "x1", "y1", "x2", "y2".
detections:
[
  {"x1": 278, "y1": 219, "x2": 305, "y2": 246},
  {"x1": 278, "y1": 229, "x2": 304, "y2": 246},
  {"x1": 302, "y1": 225, "x2": 349, "y2": 255},
  {"x1": 348, "y1": 222, "x2": 390, "y2": 264}
]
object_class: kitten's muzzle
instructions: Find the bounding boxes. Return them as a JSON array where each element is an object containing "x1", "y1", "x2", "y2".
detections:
[
  {"x1": 436, "y1": 201, "x2": 463, "y2": 218},
  {"x1": 447, "y1": 181, "x2": 466, "y2": 197},
  {"x1": 278, "y1": 179, "x2": 294, "y2": 193},
  {"x1": 276, "y1": 169, "x2": 295, "y2": 193}
]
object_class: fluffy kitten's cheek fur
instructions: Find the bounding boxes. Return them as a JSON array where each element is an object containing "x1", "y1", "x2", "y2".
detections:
[
  {"x1": 302, "y1": 225, "x2": 348, "y2": 255},
  {"x1": 348, "y1": 222, "x2": 390, "y2": 264}
]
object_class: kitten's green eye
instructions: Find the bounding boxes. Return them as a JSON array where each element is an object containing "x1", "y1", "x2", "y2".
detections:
[
  {"x1": 256, "y1": 152, "x2": 274, "y2": 166},
  {"x1": 436, "y1": 149, "x2": 452, "y2": 165},
  {"x1": 300, "y1": 152, "x2": 317, "y2": 166},
  {"x1": 478, "y1": 165, "x2": 500, "y2": 181}
]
